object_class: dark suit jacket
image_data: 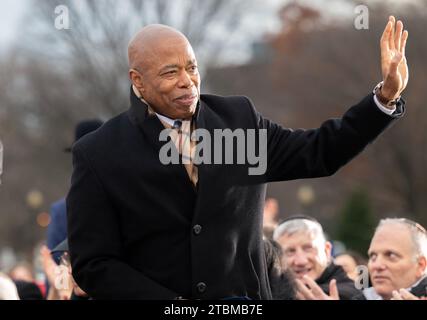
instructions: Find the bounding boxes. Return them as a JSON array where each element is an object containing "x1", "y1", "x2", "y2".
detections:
[
  {"x1": 317, "y1": 263, "x2": 361, "y2": 300},
  {"x1": 67, "y1": 87, "x2": 404, "y2": 299}
]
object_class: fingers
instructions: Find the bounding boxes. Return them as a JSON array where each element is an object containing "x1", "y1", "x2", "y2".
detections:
[
  {"x1": 302, "y1": 275, "x2": 326, "y2": 299},
  {"x1": 329, "y1": 279, "x2": 339, "y2": 300},
  {"x1": 392, "y1": 290, "x2": 403, "y2": 300},
  {"x1": 295, "y1": 279, "x2": 315, "y2": 300},
  {"x1": 380, "y1": 20, "x2": 392, "y2": 53},
  {"x1": 389, "y1": 16, "x2": 396, "y2": 50},
  {"x1": 400, "y1": 30, "x2": 408, "y2": 56},
  {"x1": 394, "y1": 20, "x2": 403, "y2": 52},
  {"x1": 399, "y1": 289, "x2": 419, "y2": 300}
]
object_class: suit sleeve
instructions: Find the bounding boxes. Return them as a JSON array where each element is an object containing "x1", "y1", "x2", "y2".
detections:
[
  {"x1": 47, "y1": 202, "x2": 67, "y2": 264},
  {"x1": 246, "y1": 93, "x2": 404, "y2": 182},
  {"x1": 66, "y1": 144, "x2": 179, "y2": 299}
]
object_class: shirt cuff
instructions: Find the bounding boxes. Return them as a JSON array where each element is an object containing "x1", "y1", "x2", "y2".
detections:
[{"x1": 373, "y1": 94, "x2": 396, "y2": 115}]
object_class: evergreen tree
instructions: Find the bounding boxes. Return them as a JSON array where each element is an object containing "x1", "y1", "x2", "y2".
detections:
[{"x1": 335, "y1": 189, "x2": 376, "y2": 255}]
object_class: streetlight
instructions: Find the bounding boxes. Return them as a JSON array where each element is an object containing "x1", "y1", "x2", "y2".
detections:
[{"x1": 297, "y1": 185, "x2": 315, "y2": 214}]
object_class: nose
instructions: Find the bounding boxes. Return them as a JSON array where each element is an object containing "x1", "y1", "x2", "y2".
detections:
[
  {"x1": 370, "y1": 256, "x2": 386, "y2": 271},
  {"x1": 177, "y1": 70, "x2": 193, "y2": 88},
  {"x1": 293, "y1": 250, "x2": 309, "y2": 266}
]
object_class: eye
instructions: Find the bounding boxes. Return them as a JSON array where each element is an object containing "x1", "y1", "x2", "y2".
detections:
[
  {"x1": 188, "y1": 65, "x2": 198, "y2": 73},
  {"x1": 368, "y1": 253, "x2": 377, "y2": 261},
  {"x1": 163, "y1": 70, "x2": 177, "y2": 76},
  {"x1": 385, "y1": 251, "x2": 399, "y2": 260},
  {"x1": 284, "y1": 248, "x2": 296, "y2": 256},
  {"x1": 302, "y1": 245, "x2": 314, "y2": 252}
]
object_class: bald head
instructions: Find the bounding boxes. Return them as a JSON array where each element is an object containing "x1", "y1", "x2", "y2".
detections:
[
  {"x1": 127, "y1": 24, "x2": 200, "y2": 120},
  {"x1": 128, "y1": 24, "x2": 190, "y2": 71}
]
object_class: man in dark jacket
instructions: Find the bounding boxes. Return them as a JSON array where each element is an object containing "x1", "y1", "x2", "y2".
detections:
[
  {"x1": 274, "y1": 216, "x2": 360, "y2": 299},
  {"x1": 67, "y1": 17, "x2": 409, "y2": 299}
]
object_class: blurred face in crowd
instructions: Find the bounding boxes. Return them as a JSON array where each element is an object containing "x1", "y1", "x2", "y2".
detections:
[
  {"x1": 9, "y1": 264, "x2": 34, "y2": 283},
  {"x1": 129, "y1": 25, "x2": 200, "y2": 120},
  {"x1": 335, "y1": 254, "x2": 359, "y2": 281},
  {"x1": 277, "y1": 231, "x2": 332, "y2": 280},
  {"x1": 368, "y1": 224, "x2": 427, "y2": 300}
]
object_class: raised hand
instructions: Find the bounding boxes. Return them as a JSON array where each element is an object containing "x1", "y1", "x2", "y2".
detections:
[
  {"x1": 380, "y1": 16, "x2": 409, "y2": 102},
  {"x1": 296, "y1": 275, "x2": 340, "y2": 300},
  {"x1": 391, "y1": 289, "x2": 425, "y2": 300}
]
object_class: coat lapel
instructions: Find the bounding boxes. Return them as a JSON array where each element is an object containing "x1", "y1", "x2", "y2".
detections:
[{"x1": 127, "y1": 87, "x2": 197, "y2": 197}]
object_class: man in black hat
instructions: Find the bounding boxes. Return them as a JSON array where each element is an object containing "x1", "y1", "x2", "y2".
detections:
[{"x1": 47, "y1": 120, "x2": 103, "y2": 264}]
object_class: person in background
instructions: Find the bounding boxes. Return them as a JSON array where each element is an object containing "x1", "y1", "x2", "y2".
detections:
[
  {"x1": 8, "y1": 262, "x2": 35, "y2": 283},
  {"x1": 361, "y1": 218, "x2": 427, "y2": 300},
  {"x1": 273, "y1": 216, "x2": 360, "y2": 299},
  {"x1": 263, "y1": 198, "x2": 280, "y2": 239},
  {"x1": 264, "y1": 238, "x2": 297, "y2": 300},
  {"x1": 40, "y1": 241, "x2": 89, "y2": 300},
  {"x1": 334, "y1": 250, "x2": 368, "y2": 281},
  {"x1": 296, "y1": 218, "x2": 427, "y2": 300},
  {"x1": 0, "y1": 272, "x2": 19, "y2": 300},
  {"x1": 47, "y1": 119, "x2": 103, "y2": 264}
]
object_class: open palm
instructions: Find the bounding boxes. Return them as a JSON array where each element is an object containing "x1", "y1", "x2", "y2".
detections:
[{"x1": 380, "y1": 16, "x2": 409, "y2": 100}]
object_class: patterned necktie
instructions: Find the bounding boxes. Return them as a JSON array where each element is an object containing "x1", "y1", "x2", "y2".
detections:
[{"x1": 171, "y1": 119, "x2": 198, "y2": 187}]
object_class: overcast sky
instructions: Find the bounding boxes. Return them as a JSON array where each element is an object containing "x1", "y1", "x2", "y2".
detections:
[
  {"x1": 0, "y1": 0, "x2": 416, "y2": 51},
  {"x1": 0, "y1": 0, "x2": 29, "y2": 47}
]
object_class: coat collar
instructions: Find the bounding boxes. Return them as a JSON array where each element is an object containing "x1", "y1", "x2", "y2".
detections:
[{"x1": 127, "y1": 86, "x2": 203, "y2": 196}]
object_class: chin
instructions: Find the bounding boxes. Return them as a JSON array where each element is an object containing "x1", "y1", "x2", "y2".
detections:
[{"x1": 374, "y1": 285, "x2": 393, "y2": 299}]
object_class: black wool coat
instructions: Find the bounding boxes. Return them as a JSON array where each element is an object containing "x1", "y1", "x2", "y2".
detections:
[{"x1": 67, "y1": 88, "x2": 404, "y2": 299}]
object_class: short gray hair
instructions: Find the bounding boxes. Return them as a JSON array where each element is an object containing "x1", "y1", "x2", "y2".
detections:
[
  {"x1": 377, "y1": 218, "x2": 427, "y2": 263},
  {"x1": 273, "y1": 218, "x2": 327, "y2": 247}
]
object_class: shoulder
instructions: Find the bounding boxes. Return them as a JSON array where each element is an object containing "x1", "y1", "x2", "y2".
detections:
[
  {"x1": 201, "y1": 93, "x2": 251, "y2": 106},
  {"x1": 50, "y1": 198, "x2": 66, "y2": 213},
  {"x1": 410, "y1": 277, "x2": 427, "y2": 298},
  {"x1": 200, "y1": 94, "x2": 255, "y2": 113},
  {"x1": 200, "y1": 94, "x2": 258, "y2": 126}
]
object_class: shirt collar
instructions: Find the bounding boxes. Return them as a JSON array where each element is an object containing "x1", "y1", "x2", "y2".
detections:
[{"x1": 363, "y1": 274, "x2": 427, "y2": 300}]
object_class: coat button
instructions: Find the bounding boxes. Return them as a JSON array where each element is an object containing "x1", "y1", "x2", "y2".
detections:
[
  {"x1": 193, "y1": 224, "x2": 202, "y2": 235},
  {"x1": 196, "y1": 282, "x2": 207, "y2": 293}
]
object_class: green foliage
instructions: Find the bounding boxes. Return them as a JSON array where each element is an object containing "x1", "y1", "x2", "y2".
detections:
[{"x1": 335, "y1": 189, "x2": 376, "y2": 255}]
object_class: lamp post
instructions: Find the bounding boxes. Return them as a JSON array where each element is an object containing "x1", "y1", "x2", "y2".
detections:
[{"x1": 297, "y1": 185, "x2": 315, "y2": 215}]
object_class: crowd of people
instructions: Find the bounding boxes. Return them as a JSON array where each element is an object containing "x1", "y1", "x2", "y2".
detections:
[
  {"x1": 264, "y1": 207, "x2": 427, "y2": 300},
  {"x1": 1, "y1": 196, "x2": 426, "y2": 300}
]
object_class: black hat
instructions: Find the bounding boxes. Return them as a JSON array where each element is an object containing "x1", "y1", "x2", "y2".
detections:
[
  {"x1": 64, "y1": 119, "x2": 103, "y2": 152},
  {"x1": 51, "y1": 239, "x2": 68, "y2": 254}
]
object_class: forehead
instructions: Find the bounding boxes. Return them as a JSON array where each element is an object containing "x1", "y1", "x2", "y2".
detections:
[
  {"x1": 145, "y1": 37, "x2": 196, "y2": 68},
  {"x1": 369, "y1": 224, "x2": 413, "y2": 254},
  {"x1": 279, "y1": 231, "x2": 315, "y2": 247}
]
